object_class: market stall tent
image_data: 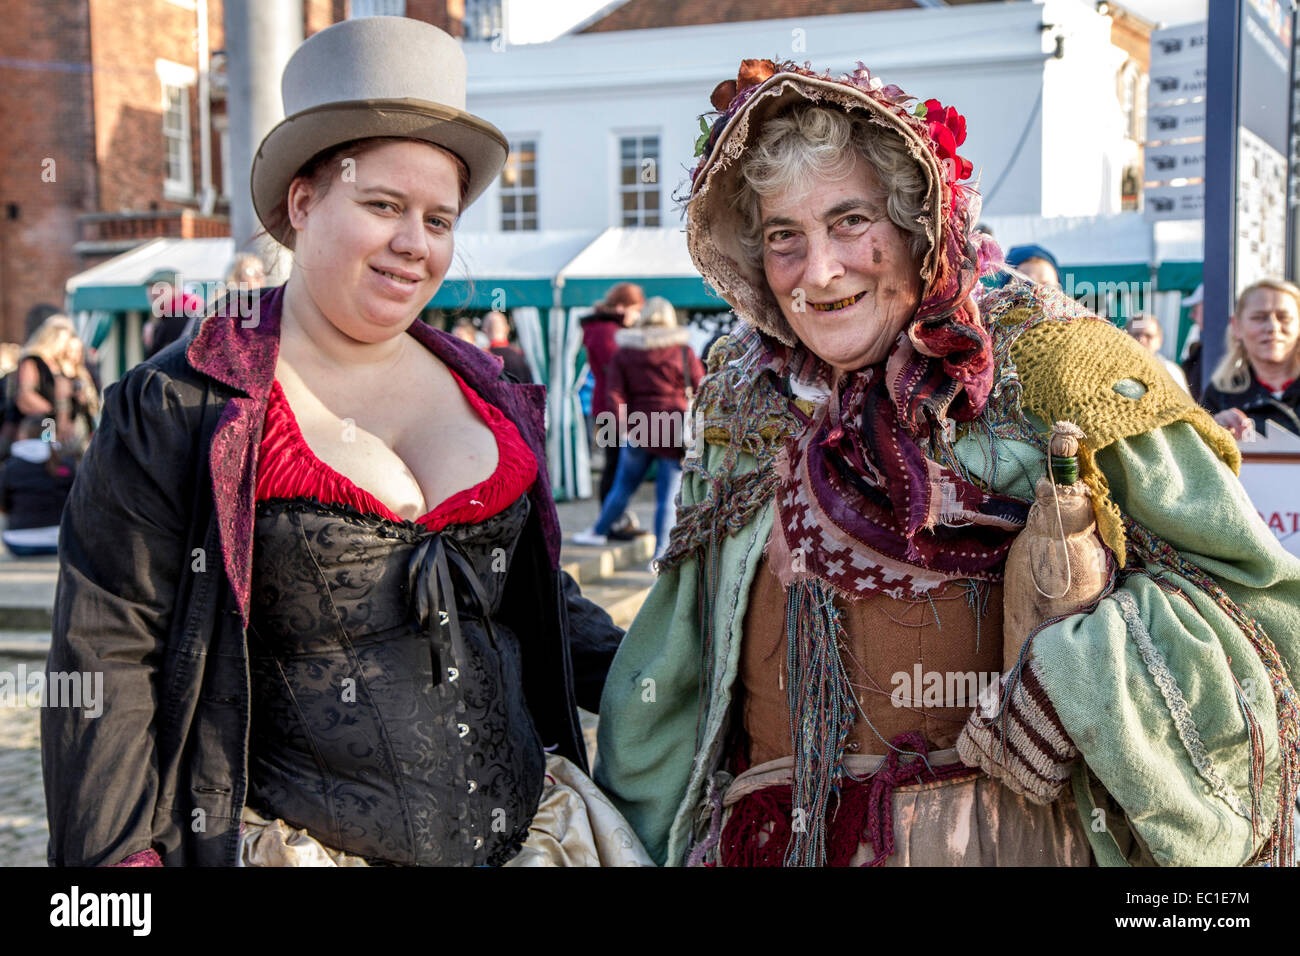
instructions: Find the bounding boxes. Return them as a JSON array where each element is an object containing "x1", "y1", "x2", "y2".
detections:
[
  {"x1": 64, "y1": 237, "x2": 237, "y2": 385},
  {"x1": 428, "y1": 229, "x2": 600, "y2": 311},
  {"x1": 554, "y1": 226, "x2": 720, "y2": 308}
]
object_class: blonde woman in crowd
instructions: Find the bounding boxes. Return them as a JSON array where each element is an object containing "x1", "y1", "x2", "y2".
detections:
[
  {"x1": 1201, "y1": 279, "x2": 1300, "y2": 439},
  {"x1": 7, "y1": 315, "x2": 79, "y2": 446}
]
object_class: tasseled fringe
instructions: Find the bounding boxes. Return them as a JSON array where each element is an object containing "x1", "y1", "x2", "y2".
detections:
[
  {"x1": 784, "y1": 579, "x2": 856, "y2": 867},
  {"x1": 719, "y1": 783, "x2": 875, "y2": 868},
  {"x1": 720, "y1": 789, "x2": 795, "y2": 867},
  {"x1": 718, "y1": 732, "x2": 976, "y2": 867},
  {"x1": 860, "y1": 732, "x2": 975, "y2": 866},
  {"x1": 1230, "y1": 663, "x2": 1268, "y2": 844}
]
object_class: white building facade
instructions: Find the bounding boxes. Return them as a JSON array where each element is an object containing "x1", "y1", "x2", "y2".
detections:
[{"x1": 458, "y1": 0, "x2": 1134, "y2": 236}]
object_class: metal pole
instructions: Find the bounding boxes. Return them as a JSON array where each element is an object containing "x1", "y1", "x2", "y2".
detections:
[
  {"x1": 197, "y1": 0, "x2": 214, "y2": 215},
  {"x1": 1202, "y1": 0, "x2": 1241, "y2": 394},
  {"x1": 1287, "y1": 9, "x2": 1299, "y2": 284},
  {"x1": 223, "y1": 0, "x2": 303, "y2": 263}
]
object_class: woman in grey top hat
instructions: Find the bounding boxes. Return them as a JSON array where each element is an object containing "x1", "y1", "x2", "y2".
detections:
[{"x1": 44, "y1": 16, "x2": 649, "y2": 867}]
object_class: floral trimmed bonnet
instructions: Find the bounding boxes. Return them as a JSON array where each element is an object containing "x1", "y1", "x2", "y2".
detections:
[{"x1": 684, "y1": 59, "x2": 1002, "y2": 419}]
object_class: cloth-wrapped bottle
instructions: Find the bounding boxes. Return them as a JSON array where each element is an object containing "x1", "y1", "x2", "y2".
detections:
[
  {"x1": 1000, "y1": 422, "x2": 1111, "y2": 673},
  {"x1": 957, "y1": 423, "x2": 1107, "y2": 805}
]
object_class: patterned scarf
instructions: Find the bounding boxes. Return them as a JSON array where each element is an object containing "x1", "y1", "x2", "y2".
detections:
[{"x1": 755, "y1": 316, "x2": 1031, "y2": 600}]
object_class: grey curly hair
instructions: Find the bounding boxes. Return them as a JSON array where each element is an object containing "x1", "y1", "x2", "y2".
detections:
[{"x1": 733, "y1": 104, "x2": 930, "y2": 272}]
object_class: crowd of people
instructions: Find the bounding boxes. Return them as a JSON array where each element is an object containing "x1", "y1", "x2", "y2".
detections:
[
  {"x1": 573, "y1": 290, "x2": 704, "y2": 565},
  {"x1": 0, "y1": 254, "x2": 277, "y2": 561},
  {"x1": 1118, "y1": 280, "x2": 1300, "y2": 439}
]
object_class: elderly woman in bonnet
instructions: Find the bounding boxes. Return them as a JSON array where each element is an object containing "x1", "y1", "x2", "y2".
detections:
[
  {"x1": 594, "y1": 59, "x2": 1300, "y2": 867},
  {"x1": 44, "y1": 17, "x2": 648, "y2": 868}
]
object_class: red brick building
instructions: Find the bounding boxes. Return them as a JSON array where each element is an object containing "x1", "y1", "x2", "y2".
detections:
[{"x1": 0, "y1": 0, "x2": 465, "y2": 344}]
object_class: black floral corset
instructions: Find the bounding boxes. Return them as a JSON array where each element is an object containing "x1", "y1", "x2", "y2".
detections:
[{"x1": 245, "y1": 493, "x2": 545, "y2": 866}]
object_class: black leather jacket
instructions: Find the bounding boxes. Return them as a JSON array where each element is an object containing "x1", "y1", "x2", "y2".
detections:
[{"x1": 42, "y1": 286, "x2": 622, "y2": 866}]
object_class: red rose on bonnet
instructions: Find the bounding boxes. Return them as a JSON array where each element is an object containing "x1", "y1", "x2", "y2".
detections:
[{"x1": 924, "y1": 98, "x2": 973, "y2": 181}]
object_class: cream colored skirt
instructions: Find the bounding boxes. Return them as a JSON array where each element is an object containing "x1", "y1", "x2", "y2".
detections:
[
  {"x1": 238, "y1": 754, "x2": 653, "y2": 867},
  {"x1": 717, "y1": 752, "x2": 1092, "y2": 866}
]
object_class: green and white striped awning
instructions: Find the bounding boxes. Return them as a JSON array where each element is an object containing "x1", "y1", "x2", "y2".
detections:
[{"x1": 65, "y1": 237, "x2": 238, "y2": 312}]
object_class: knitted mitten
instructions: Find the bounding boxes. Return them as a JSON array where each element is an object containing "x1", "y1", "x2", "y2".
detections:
[{"x1": 955, "y1": 657, "x2": 1079, "y2": 805}]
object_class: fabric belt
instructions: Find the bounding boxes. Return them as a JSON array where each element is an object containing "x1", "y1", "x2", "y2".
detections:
[{"x1": 722, "y1": 748, "x2": 963, "y2": 809}]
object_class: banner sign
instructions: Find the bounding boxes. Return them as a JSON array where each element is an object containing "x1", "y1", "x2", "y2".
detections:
[
  {"x1": 1143, "y1": 183, "x2": 1206, "y2": 220},
  {"x1": 1145, "y1": 140, "x2": 1207, "y2": 182},
  {"x1": 1239, "y1": 458, "x2": 1300, "y2": 558},
  {"x1": 1149, "y1": 59, "x2": 1209, "y2": 103}
]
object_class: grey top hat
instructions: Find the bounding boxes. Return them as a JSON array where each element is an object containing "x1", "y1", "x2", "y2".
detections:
[{"x1": 251, "y1": 16, "x2": 507, "y2": 246}]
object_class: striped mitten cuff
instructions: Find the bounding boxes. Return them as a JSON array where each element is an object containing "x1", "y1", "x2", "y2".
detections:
[{"x1": 956, "y1": 658, "x2": 1079, "y2": 805}]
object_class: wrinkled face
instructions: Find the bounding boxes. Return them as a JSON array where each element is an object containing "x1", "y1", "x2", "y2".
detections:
[
  {"x1": 287, "y1": 139, "x2": 459, "y2": 342},
  {"x1": 1232, "y1": 287, "x2": 1300, "y2": 369},
  {"x1": 1017, "y1": 257, "x2": 1060, "y2": 288},
  {"x1": 760, "y1": 156, "x2": 923, "y2": 374}
]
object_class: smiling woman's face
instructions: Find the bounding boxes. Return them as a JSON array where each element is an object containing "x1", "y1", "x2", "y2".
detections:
[
  {"x1": 287, "y1": 139, "x2": 460, "y2": 343},
  {"x1": 1232, "y1": 286, "x2": 1300, "y2": 371},
  {"x1": 760, "y1": 156, "x2": 923, "y2": 374}
]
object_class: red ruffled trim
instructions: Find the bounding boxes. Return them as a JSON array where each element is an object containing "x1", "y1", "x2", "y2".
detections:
[{"x1": 256, "y1": 369, "x2": 537, "y2": 531}]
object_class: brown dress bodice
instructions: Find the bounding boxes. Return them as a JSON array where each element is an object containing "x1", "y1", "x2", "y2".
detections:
[{"x1": 740, "y1": 550, "x2": 1005, "y2": 767}]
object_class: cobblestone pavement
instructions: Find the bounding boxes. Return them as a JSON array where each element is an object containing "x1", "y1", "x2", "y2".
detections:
[{"x1": 0, "y1": 656, "x2": 47, "y2": 867}]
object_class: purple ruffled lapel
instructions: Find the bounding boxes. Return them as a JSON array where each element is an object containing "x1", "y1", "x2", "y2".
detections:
[
  {"x1": 186, "y1": 284, "x2": 560, "y2": 628},
  {"x1": 187, "y1": 286, "x2": 282, "y2": 627}
]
